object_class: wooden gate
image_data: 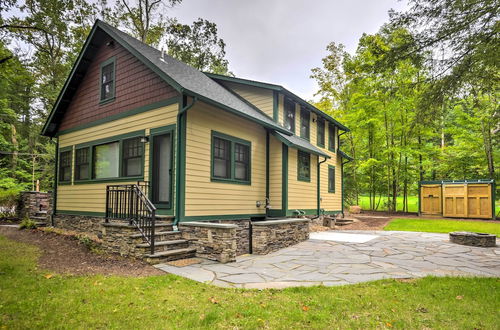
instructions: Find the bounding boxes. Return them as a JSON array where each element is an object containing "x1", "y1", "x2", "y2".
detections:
[
  {"x1": 420, "y1": 184, "x2": 442, "y2": 215},
  {"x1": 419, "y1": 180, "x2": 496, "y2": 219}
]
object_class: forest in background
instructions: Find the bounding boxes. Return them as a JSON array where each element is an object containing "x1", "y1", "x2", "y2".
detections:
[{"x1": 0, "y1": 0, "x2": 498, "y2": 212}]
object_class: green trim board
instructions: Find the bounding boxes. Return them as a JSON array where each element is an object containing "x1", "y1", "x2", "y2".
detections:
[
  {"x1": 149, "y1": 124, "x2": 176, "y2": 210},
  {"x1": 56, "y1": 98, "x2": 178, "y2": 136},
  {"x1": 265, "y1": 131, "x2": 270, "y2": 214},
  {"x1": 280, "y1": 144, "x2": 289, "y2": 217},
  {"x1": 419, "y1": 179, "x2": 495, "y2": 184},
  {"x1": 56, "y1": 210, "x2": 105, "y2": 217},
  {"x1": 99, "y1": 56, "x2": 116, "y2": 104},
  {"x1": 52, "y1": 138, "x2": 59, "y2": 219},
  {"x1": 286, "y1": 209, "x2": 342, "y2": 216},
  {"x1": 272, "y1": 91, "x2": 279, "y2": 121},
  {"x1": 179, "y1": 213, "x2": 265, "y2": 222},
  {"x1": 210, "y1": 130, "x2": 252, "y2": 185}
]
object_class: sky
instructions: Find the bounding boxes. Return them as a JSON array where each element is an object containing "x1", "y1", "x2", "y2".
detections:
[{"x1": 170, "y1": 0, "x2": 408, "y2": 100}]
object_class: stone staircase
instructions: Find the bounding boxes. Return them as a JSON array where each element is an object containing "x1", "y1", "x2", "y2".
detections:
[
  {"x1": 129, "y1": 216, "x2": 196, "y2": 264},
  {"x1": 31, "y1": 210, "x2": 49, "y2": 227}
]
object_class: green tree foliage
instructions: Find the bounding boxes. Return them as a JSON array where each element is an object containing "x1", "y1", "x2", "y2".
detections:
[{"x1": 165, "y1": 18, "x2": 231, "y2": 75}]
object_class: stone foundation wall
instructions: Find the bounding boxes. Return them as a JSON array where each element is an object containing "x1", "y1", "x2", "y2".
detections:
[
  {"x1": 252, "y1": 218, "x2": 310, "y2": 254},
  {"x1": 53, "y1": 214, "x2": 143, "y2": 257},
  {"x1": 180, "y1": 222, "x2": 237, "y2": 263},
  {"x1": 18, "y1": 191, "x2": 52, "y2": 221}
]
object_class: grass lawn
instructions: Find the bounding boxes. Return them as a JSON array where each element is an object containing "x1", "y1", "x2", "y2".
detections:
[
  {"x1": 1, "y1": 235, "x2": 499, "y2": 328},
  {"x1": 385, "y1": 218, "x2": 500, "y2": 236},
  {"x1": 358, "y1": 195, "x2": 419, "y2": 212}
]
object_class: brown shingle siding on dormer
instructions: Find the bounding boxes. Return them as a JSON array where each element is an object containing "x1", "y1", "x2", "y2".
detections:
[{"x1": 58, "y1": 35, "x2": 178, "y2": 132}]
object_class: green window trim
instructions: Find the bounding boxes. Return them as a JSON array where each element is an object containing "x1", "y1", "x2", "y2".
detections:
[
  {"x1": 74, "y1": 146, "x2": 90, "y2": 181},
  {"x1": 297, "y1": 150, "x2": 311, "y2": 182},
  {"x1": 211, "y1": 130, "x2": 251, "y2": 185},
  {"x1": 300, "y1": 107, "x2": 310, "y2": 140},
  {"x1": 328, "y1": 123, "x2": 336, "y2": 152},
  {"x1": 70, "y1": 130, "x2": 145, "y2": 184},
  {"x1": 99, "y1": 56, "x2": 116, "y2": 104},
  {"x1": 328, "y1": 165, "x2": 336, "y2": 193},
  {"x1": 317, "y1": 117, "x2": 325, "y2": 148},
  {"x1": 58, "y1": 146, "x2": 73, "y2": 183}
]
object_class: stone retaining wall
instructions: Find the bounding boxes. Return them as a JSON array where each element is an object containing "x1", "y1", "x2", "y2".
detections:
[
  {"x1": 209, "y1": 219, "x2": 250, "y2": 255},
  {"x1": 252, "y1": 218, "x2": 310, "y2": 254},
  {"x1": 18, "y1": 191, "x2": 52, "y2": 221},
  {"x1": 180, "y1": 222, "x2": 238, "y2": 263},
  {"x1": 53, "y1": 214, "x2": 104, "y2": 238}
]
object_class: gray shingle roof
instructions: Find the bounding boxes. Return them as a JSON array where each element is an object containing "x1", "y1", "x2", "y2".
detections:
[
  {"x1": 98, "y1": 21, "x2": 289, "y2": 134},
  {"x1": 272, "y1": 132, "x2": 330, "y2": 158}
]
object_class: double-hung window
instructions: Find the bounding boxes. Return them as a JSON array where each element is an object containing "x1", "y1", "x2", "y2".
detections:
[
  {"x1": 284, "y1": 99, "x2": 295, "y2": 133},
  {"x1": 300, "y1": 107, "x2": 310, "y2": 140},
  {"x1": 328, "y1": 165, "x2": 336, "y2": 193},
  {"x1": 59, "y1": 150, "x2": 72, "y2": 182},
  {"x1": 75, "y1": 147, "x2": 90, "y2": 180},
  {"x1": 317, "y1": 117, "x2": 325, "y2": 147},
  {"x1": 212, "y1": 131, "x2": 251, "y2": 184},
  {"x1": 297, "y1": 150, "x2": 310, "y2": 182},
  {"x1": 122, "y1": 137, "x2": 143, "y2": 177},
  {"x1": 100, "y1": 57, "x2": 115, "y2": 102},
  {"x1": 328, "y1": 123, "x2": 336, "y2": 151}
]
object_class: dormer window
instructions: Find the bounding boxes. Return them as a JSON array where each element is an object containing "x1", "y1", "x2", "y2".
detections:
[
  {"x1": 300, "y1": 107, "x2": 310, "y2": 140},
  {"x1": 284, "y1": 98, "x2": 295, "y2": 133},
  {"x1": 100, "y1": 57, "x2": 116, "y2": 103}
]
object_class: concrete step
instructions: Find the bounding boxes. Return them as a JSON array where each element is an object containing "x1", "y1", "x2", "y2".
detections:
[{"x1": 144, "y1": 247, "x2": 197, "y2": 264}]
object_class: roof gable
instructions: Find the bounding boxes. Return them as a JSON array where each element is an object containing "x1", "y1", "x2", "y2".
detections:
[{"x1": 42, "y1": 20, "x2": 289, "y2": 137}]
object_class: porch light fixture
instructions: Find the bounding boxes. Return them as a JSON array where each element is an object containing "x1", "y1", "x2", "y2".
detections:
[{"x1": 140, "y1": 136, "x2": 149, "y2": 143}]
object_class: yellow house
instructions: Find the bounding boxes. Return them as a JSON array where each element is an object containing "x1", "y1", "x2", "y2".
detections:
[{"x1": 41, "y1": 20, "x2": 352, "y2": 261}]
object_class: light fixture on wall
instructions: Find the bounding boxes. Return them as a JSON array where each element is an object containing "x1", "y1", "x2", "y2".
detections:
[{"x1": 140, "y1": 136, "x2": 149, "y2": 143}]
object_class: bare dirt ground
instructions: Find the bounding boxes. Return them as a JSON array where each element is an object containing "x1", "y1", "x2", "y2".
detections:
[{"x1": 0, "y1": 226, "x2": 163, "y2": 277}]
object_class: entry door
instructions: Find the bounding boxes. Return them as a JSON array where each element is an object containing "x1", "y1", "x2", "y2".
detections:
[{"x1": 151, "y1": 133, "x2": 172, "y2": 208}]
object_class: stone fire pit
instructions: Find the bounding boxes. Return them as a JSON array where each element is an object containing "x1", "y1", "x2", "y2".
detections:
[{"x1": 449, "y1": 231, "x2": 496, "y2": 247}]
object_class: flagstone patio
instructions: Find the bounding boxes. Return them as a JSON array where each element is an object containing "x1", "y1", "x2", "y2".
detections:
[{"x1": 154, "y1": 230, "x2": 500, "y2": 289}]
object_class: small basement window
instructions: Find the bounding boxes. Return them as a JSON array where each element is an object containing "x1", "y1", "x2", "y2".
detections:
[
  {"x1": 300, "y1": 107, "x2": 310, "y2": 140},
  {"x1": 211, "y1": 131, "x2": 251, "y2": 184},
  {"x1": 297, "y1": 150, "x2": 310, "y2": 182},
  {"x1": 75, "y1": 147, "x2": 90, "y2": 180},
  {"x1": 328, "y1": 165, "x2": 336, "y2": 193},
  {"x1": 100, "y1": 57, "x2": 115, "y2": 102},
  {"x1": 59, "y1": 149, "x2": 72, "y2": 182}
]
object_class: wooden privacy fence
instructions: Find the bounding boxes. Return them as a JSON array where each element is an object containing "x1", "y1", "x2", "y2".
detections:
[{"x1": 419, "y1": 180, "x2": 496, "y2": 219}]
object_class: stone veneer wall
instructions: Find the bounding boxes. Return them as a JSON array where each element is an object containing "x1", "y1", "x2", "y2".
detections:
[
  {"x1": 252, "y1": 218, "x2": 310, "y2": 254},
  {"x1": 208, "y1": 219, "x2": 250, "y2": 255},
  {"x1": 180, "y1": 222, "x2": 238, "y2": 263},
  {"x1": 53, "y1": 214, "x2": 144, "y2": 257},
  {"x1": 18, "y1": 191, "x2": 52, "y2": 221}
]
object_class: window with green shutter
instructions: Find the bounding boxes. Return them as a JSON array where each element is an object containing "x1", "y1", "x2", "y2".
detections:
[
  {"x1": 75, "y1": 147, "x2": 90, "y2": 180},
  {"x1": 59, "y1": 150, "x2": 72, "y2": 182}
]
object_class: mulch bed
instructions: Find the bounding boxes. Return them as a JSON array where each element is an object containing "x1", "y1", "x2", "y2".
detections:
[{"x1": 0, "y1": 226, "x2": 164, "y2": 277}]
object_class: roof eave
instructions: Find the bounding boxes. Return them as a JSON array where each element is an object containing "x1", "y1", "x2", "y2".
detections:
[{"x1": 271, "y1": 131, "x2": 331, "y2": 159}]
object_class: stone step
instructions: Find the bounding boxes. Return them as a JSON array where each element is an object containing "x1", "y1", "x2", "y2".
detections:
[
  {"x1": 35, "y1": 222, "x2": 47, "y2": 227},
  {"x1": 130, "y1": 230, "x2": 181, "y2": 240},
  {"x1": 144, "y1": 247, "x2": 197, "y2": 264},
  {"x1": 36, "y1": 210, "x2": 48, "y2": 215},
  {"x1": 31, "y1": 216, "x2": 48, "y2": 221},
  {"x1": 136, "y1": 239, "x2": 188, "y2": 249}
]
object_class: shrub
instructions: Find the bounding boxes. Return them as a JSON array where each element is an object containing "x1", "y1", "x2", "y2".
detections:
[
  {"x1": 19, "y1": 217, "x2": 37, "y2": 230},
  {"x1": 0, "y1": 188, "x2": 22, "y2": 219},
  {"x1": 76, "y1": 234, "x2": 103, "y2": 253}
]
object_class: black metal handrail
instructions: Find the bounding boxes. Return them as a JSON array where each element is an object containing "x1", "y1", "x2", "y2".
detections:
[{"x1": 105, "y1": 182, "x2": 156, "y2": 254}]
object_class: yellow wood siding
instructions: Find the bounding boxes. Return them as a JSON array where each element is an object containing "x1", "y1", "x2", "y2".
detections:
[
  {"x1": 222, "y1": 81, "x2": 274, "y2": 118},
  {"x1": 288, "y1": 148, "x2": 318, "y2": 210},
  {"x1": 185, "y1": 101, "x2": 267, "y2": 217},
  {"x1": 278, "y1": 93, "x2": 284, "y2": 126},
  {"x1": 57, "y1": 103, "x2": 178, "y2": 213},
  {"x1": 268, "y1": 135, "x2": 282, "y2": 210},
  {"x1": 320, "y1": 125, "x2": 342, "y2": 212}
]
